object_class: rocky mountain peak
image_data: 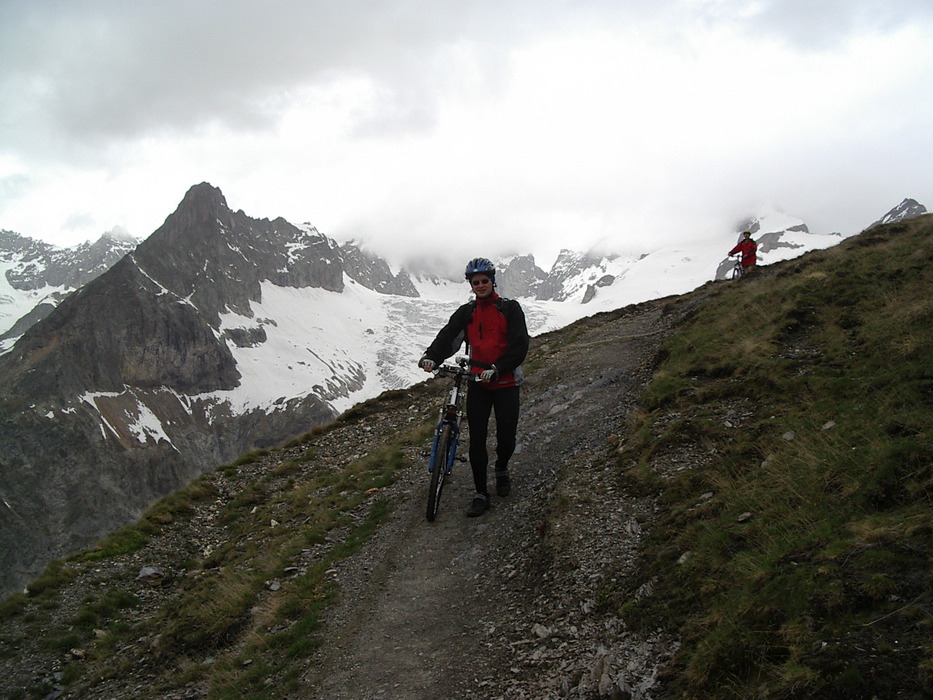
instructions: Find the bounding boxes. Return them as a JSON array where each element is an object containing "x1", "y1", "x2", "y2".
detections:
[
  {"x1": 132, "y1": 183, "x2": 346, "y2": 326},
  {"x1": 170, "y1": 181, "x2": 230, "y2": 232},
  {"x1": 868, "y1": 198, "x2": 928, "y2": 228},
  {"x1": 495, "y1": 254, "x2": 547, "y2": 298},
  {"x1": 535, "y1": 249, "x2": 611, "y2": 301}
]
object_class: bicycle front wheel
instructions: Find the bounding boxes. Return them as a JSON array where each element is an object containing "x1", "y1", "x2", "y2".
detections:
[
  {"x1": 426, "y1": 424, "x2": 454, "y2": 522},
  {"x1": 732, "y1": 264, "x2": 743, "y2": 280}
]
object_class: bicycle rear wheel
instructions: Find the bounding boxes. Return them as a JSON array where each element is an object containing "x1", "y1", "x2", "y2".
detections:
[{"x1": 426, "y1": 423, "x2": 454, "y2": 522}]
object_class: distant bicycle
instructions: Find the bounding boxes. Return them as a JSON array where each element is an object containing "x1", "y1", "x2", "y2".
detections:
[
  {"x1": 731, "y1": 255, "x2": 746, "y2": 279},
  {"x1": 425, "y1": 356, "x2": 475, "y2": 522}
]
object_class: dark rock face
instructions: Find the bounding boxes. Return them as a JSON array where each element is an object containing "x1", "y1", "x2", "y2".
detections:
[
  {"x1": 757, "y1": 230, "x2": 803, "y2": 255},
  {"x1": 496, "y1": 254, "x2": 620, "y2": 303},
  {"x1": 5, "y1": 257, "x2": 238, "y2": 397},
  {"x1": 582, "y1": 275, "x2": 616, "y2": 304},
  {"x1": 340, "y1": 243, "x2": 419, "y2": 297},
  {"x1": 0, "y1": 404, "x2": 200, "y2": 592},
  {"x1": 496, "y1": 255, "x2": 548, "y2": 298}
]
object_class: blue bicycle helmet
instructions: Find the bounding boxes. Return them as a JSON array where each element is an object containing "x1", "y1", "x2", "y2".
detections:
[{"x1": 464, "y1": 257, "x2": 495, "y2": 280}]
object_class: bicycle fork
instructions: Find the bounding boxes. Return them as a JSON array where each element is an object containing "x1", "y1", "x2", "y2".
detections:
[{"x1": 429, "y1": 414, "x2": 461, "y2": 474}]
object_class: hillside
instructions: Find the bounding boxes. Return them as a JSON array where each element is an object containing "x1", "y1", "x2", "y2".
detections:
[{"x1": 0, "y1": 215, "x2": 930, "y2": 699}]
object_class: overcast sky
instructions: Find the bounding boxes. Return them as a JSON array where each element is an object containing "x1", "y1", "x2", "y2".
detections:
[{"x1": 1, "y1": 0, "x2": 931, "y2": 272}]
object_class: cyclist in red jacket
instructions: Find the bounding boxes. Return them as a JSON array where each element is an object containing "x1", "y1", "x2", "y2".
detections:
[
  {"x1": 729, "y1": 230, "x2": 758, "y2": 273},
  {"x1": 419, "y1": 257, "x2": 530, "y2": 517}
]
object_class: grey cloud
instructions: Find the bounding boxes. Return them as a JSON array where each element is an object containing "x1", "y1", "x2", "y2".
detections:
[
  {"x1": 4, "y1": 0, "x2": 932, "y2": 152},
  {"x1": 719, "y1": 0, "x2": 933, "y2": 50},
  {"x1": 0, "y1": 0, "x2": 575, "y2": 159}
]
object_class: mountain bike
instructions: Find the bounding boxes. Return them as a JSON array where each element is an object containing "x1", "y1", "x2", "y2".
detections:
[
  {"x1": 425, "y1": 356, "x2": 475, "y2": 522},
  {"x1": 731, "y1": 255, "x2": 746, "y2": 279}
]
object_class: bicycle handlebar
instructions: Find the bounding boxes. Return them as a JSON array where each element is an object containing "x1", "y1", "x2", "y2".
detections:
[
  {"x1": 435, "y1": 364, "x2": 478, "y2": 379},
  {"x1": 434, "y1": 355, "x2": 478, "y2": 380}
]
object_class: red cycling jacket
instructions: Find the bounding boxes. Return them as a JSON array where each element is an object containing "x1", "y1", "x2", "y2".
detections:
[
  {"x1": 423, "y1": 291, "x2": 529, "y2": 389},
  {"x1": 729, "y1": 238, "x2": 758, "y2": 267}
]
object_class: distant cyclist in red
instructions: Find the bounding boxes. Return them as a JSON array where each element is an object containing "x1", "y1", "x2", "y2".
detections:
[
  {"x1": 419, "y1": 258, "x2": 529, "y2": 517},
  {"x1": 729, "y1": 230, "x2": 758, "y2": 274}
]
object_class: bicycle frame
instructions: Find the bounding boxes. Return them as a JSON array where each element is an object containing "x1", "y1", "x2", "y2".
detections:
[
  {"x1": 731, "y1": 255, "x2": 745, "y2": 279},
  {"x1": 426, "y1": 355, "x2": 474, "y2": 521}
]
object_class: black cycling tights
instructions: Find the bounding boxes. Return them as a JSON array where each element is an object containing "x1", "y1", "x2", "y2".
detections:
[{"x1": 466, "y1": 384, "x2": 520, "y2": 496}]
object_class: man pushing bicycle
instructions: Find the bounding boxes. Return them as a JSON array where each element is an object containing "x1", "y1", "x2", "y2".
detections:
[
  {"x1": 419, "y1": 258, "x2": 530, "y2": 517},
  {"x1": 728, "y1": 229, "x2": 758, "y2": 276}
]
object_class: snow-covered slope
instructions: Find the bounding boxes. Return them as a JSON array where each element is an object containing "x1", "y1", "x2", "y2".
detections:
[
  {"x1": 209, "y1": 276, "x2": 449, "y2": 415},
  {"x1": 557, "y1": 212, "x2": 850, "y2": 315},
  {"x1": 0, "y1": 268, "x2": 68, "y2": 343},
  {"x1": 197, "y1": 273, "x2": 579, "y2": 417}
]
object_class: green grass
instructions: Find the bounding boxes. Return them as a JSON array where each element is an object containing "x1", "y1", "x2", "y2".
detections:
[
  {"x1": 22, "y1": 559, "x2": 77, "y2": 599},
  {"x1": 209, "y1": 497, "x2": 394, "y2": 698},
  {"x1": 154, "y1": 440, "x2": 410, "y2": 659},
  {"x1": 70, "y1": 589, "x2": 139, "y2": 628},
  {"x1": 143, "y1": 422, "x2": 426, "y2": 697},
  {"x1": 609, "y1": 216, "x2": 933, "y2": 698}
]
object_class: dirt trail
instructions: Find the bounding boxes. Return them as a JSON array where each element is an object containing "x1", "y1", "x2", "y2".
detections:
[
  {"x1": 300, "y1": 472, "x2": 509, "y2": 699},
  {"x1": 293, "y1": 297, "x2": 687, "y2": 699}
]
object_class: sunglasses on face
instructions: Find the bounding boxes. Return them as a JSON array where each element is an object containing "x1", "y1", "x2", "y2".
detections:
[{"x1": 471, "y1": 277, "x2": 491, "y2": 286}]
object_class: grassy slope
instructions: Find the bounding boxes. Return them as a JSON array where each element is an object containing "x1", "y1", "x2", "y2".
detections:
[{"x1": 611, "y1": 216, "x2": 932, "y2": 697}]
